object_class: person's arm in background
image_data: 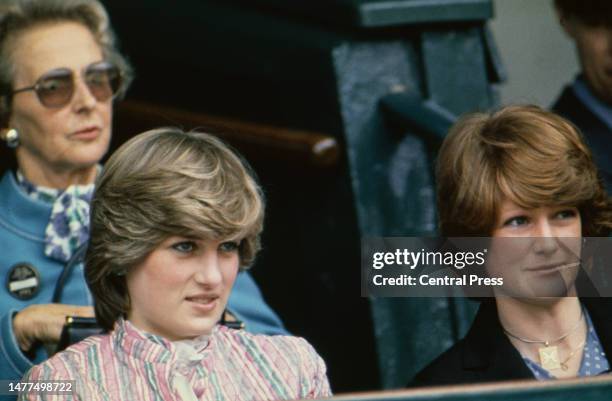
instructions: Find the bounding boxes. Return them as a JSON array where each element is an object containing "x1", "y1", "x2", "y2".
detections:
[
  {"x1": 0, "y1": 307, "x2": 56, "y2": 401},
  {"x1": 228, "y1": 271, "x2": 288, "y2": 335},
  {"x1": 0, "y1": 304, "x2": 94, "y2": 401},
  {"x1": 0, "y1": 310, "x2": 35, "y2": 382}
]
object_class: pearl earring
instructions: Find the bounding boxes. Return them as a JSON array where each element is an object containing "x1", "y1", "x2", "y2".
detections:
[{"x1": 1, "y1": 128, "x2": 19, "y2": 148}]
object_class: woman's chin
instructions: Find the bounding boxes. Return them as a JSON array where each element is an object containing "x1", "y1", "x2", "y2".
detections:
[
  {"x1": 496, "y1": 285, "x2": 576, "y2": 301},
  {"x1": 179, "y1": 322, "x2": 217, "y2": 338},
  {"x1": 179, "y1": 314, "x2": 223, "y2": 337},
  {"x1": 59, "y1": 135, "x2": 111, "y2": 170}
]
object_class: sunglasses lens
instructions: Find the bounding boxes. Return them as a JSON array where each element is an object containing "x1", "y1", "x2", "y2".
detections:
[
  {"x1": 85, "y1": 63, "x2": 121, "y2": 102},
  {"x1": 29, "y1": 63, "x2": 122, "y2": 108},
  {"x1": 37, "y1": 72, "x2": 73, "y2": 108}
]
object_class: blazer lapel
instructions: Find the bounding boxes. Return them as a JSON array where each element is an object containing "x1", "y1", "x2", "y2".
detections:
[{"x1": 461, "y1": 301, "x2": 534, "y2": 382}]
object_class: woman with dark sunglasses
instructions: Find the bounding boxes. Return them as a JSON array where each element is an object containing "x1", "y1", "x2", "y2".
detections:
[
  {"x1": 0, "y1": 0, "x2": 130, "y2": 388},
  {"x1": 0, "y1": 0, "x2": 286, "y2": 389}
]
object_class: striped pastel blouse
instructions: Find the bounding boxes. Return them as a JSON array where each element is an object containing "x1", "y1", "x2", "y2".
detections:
[{"x1": 20, "y1": 319, "x2": 331, "y2": 401}]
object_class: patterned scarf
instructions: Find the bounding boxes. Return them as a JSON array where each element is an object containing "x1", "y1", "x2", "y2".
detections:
[{"x1": 16, "y1": 170, "x2": 95, "y2": 263}]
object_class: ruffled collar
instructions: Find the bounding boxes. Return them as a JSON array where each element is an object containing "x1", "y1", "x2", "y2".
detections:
[
  {"x1": 113, "y1": 319, "x2": 215, "y2": 365},
  {"x1": 114, "y1": 319, "x2": 214, "y2": 400}
]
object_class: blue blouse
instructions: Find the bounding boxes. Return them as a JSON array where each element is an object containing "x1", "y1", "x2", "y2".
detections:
[{"x1": 523, "y1": 308, "x2": 610, "y2": 379}]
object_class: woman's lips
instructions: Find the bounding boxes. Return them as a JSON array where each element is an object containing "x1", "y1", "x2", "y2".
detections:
[
  {"x1": 70, "y1": 126, "x2": 100, "y2": 140},
  {"x1": 185, "y1": 295, "x2": 219, "y2": 313},
  {"x1": 526, "y1": 261, "x2": 580, "y2": 274}
]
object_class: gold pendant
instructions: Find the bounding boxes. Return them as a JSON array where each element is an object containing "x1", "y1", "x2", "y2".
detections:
[{"x1": 539, "y1": 345, "x2": 561, "y2": 370}]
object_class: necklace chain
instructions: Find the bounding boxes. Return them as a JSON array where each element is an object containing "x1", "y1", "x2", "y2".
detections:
[
  {"x1": 502, "y1": 308, "x2": 584, "y2": 347},
  {"x1": 559, "y1": 340, "x2": 586, "y2": 371}
]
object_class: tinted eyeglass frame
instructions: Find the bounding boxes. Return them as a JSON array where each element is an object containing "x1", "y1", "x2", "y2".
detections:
[{"x1": 11, "y1": 61, "x2": 122, "y2": 108}]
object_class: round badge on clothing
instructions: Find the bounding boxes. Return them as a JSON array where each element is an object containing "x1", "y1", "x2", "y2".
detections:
[{"x1": 6, "y1": 263, "x2": 41, "y2": 300}]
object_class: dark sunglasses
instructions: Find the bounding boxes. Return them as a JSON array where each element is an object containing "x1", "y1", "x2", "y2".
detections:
[{"x1": 12, "y1": 61, "x2": 122, "y2": 108}]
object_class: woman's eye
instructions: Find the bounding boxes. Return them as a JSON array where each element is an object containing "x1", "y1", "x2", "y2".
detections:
[
  {"x1": 172, "y1": 241, "x2": 196, "y2": 253},
  {"x1": 503, "y1": 216, "x2": 529, "y2": 227},
  {"x1": 556, "y1": 209, "x2": 577, "y2": 219},
  {"x1": 219, "y1": 241, "x2": 240, "y2": 253},
  {"x1": 39, "y1": 78, "x2": 66, "y2": 92},
  {"x1": 86, "y1": 71, "x2": 110, "y2": 87}
]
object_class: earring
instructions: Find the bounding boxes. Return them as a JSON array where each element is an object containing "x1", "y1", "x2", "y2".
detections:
[{"x1": 1, "y1": 128, "x2": 19, "y2": 148}]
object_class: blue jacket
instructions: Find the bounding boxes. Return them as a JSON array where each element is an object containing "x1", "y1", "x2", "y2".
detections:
[{"x1": 0, "y1": 171, "x2": 285, "y2": 388}]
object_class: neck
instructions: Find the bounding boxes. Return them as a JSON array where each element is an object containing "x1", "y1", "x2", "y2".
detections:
[
  {"x1": 496, "y1": 296, "x2": 582, "y2": 343},
  {"x1": 16, "y1": 154, "x2": 97, "y2": 189}
]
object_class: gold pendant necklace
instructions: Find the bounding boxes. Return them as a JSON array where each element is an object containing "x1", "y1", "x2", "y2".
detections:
[
  {"x1": 538, "y1": 342, "x2": 561, "y2": 370},
  {"x1": 502, "y1": 309, "x2": 584, "y2": 370}
]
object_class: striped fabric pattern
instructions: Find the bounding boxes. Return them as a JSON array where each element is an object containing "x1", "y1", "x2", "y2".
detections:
[{"x1": 20, "y1": 320, "x2": 331, "y2": 401}]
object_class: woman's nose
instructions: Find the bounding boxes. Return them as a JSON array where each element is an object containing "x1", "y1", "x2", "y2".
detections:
[
  {"x1": 532, "y1": 219, "x2": 559, "y2": 254},
  {"x1": 193, "y1": 254, "x2": 223, "y2": 286},
  {"x1": 71, "y1": 78, "x2": 97, "y2": 111}
]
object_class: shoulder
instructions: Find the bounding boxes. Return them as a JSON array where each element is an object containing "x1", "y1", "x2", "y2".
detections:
[
  {"x1": 217, "y1": 327, "x2": 332, "y2": 397},
  {"x1": 0, "y1": 170, "x2": 14, "y2": 193},
  {"x1": 217, "y1": 326, "x2": 321, "y2": 360},
  {"x1": 216, "y1": 326, "x2": 328, "y2": 378},
  {"x1": 410, "y1": 301, "x2": 519, "y2": 387},
  {"x1": 410, "y1": 339, "x2": 469, "y2": 387},
  {"x1": 25, "y1": 334, "x2": 110, "y2": 380},
  {"x1": 552, "y1": 85, "x2": 579, "y2": 115},
  {"x1": 551, "y1": 85, "x2": 603, "y2": 134},
  {"x1": 0, "y1": 170, "x2": 23, "y2": 210}
]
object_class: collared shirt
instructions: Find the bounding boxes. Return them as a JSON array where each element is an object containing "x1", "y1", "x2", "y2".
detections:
[
  {"x1": 523, "y1": 308, "x2": 610, "y2": 380},
  {"x1": 21, "y1": 319, "x2": 331, "y2": 400},
  {"x1": 572, "y1": 76, "x2": 612, "y2": 132}
]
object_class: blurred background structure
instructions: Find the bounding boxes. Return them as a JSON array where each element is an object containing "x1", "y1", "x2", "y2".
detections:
[{"x1": 490, "y1": 0, "x2": 578, "y2": 106}]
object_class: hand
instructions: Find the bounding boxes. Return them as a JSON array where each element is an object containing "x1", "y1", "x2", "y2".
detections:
[{"x1": 13, "y1": 304, "x2": 95, "y2": 352}]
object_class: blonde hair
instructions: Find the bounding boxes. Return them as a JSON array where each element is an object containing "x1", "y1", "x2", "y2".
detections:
[
  {"x1": 86, "y1": 128, "x2": 265, "y2": 330},
  {"x1": 436, "y1": 105, "x2": 612, "y2": 237}
]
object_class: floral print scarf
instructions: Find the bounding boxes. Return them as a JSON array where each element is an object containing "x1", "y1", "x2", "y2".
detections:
[{"x1": 16, "y1": 170, "x2": 95, "y2": 263}]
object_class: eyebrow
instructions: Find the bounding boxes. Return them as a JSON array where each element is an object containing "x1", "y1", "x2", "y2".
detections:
[
  {"x1": 499, "y1": 208, "x2": 526, "y2": 216},
  {"x1": 39, "y1": 68, "x2": 72, "y2": 78},
  {"x1": 37, "y1": 60, "x2": 108, "y2": 77}
]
